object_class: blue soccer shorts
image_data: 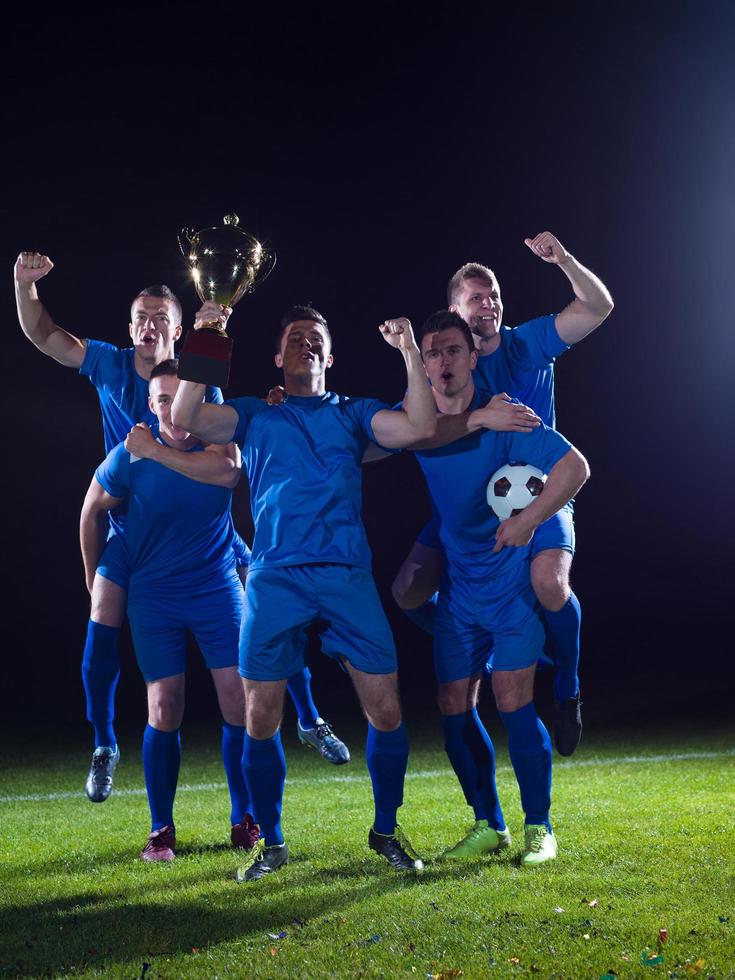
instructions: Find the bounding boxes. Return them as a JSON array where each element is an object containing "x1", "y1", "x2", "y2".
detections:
[
  {"x1": 127, "y1": 580, "x2": 243, "y2": 682},
  {"x1": 434, "y1": 559, "x2": 545, "y2": 683},
  {"x1": 530, "y1": 505, "x2": 575, "y2": 558},
  {"x1": 96, "y1": 531, "x2": 130, "y2": 591},
  {"x1": 239, "y1": 563, "x2": 397, "y2": 681}
]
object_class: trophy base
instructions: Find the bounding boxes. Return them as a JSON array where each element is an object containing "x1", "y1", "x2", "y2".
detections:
[{"x1": 178, "y1": 329, "x2": 233, "y2": 388}]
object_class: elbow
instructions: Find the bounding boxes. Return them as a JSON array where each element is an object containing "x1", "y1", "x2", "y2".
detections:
[
  {"x1": 575, "y1": 450, "x2": 591, "y2": 488},
  {"x1": 224, "y1": 465, "x2": 242, "y2": 490}
]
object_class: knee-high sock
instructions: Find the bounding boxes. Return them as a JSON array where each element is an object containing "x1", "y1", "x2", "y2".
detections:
[
  {"x1": 221, "y1": 722, "x2": 250, "y2": 825},
  {"x1": 142, "y1": 724, "x2": 181, "y2": 832},
  {"x1": 401, "y1": 592, "x2": 438, "y2": 637},
  {"x1": 543, "y1": 593, "x2": 581, "y2": 701},
  {"x1": 498, "y1": 702, "x2": 552, "y2": 830},
  {"x1": 442, "y1": 708, "x2": 505, "y2": 830},
  {"x1": 286, "y1": 667, "x2": 319, "y2": 729},
  {"x1": 242, "y1": 731, "x2": 286, "y2": 846},
  {"x1": 366, "y1": 722, "x2": 409, "y2": 834},
  {"x1": 81, "y1": 620, "x2": 120, "y2": 748}
]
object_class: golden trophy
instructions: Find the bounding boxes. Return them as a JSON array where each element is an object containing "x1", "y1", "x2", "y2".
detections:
[{"x1": 177, "y1": 214, "x2": 275, "y2": 387}]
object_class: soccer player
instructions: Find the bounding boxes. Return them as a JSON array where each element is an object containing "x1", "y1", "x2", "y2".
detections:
[
  {"x1": 80, "y1": 360, "x2": 255, "y2": 860},
  {"x1": 412, "y1": 311, "x2": 590, "y2": 866},
  {"x1": 14, "y1": 253, "x2": 347, "y2": 803},
  {"x1": 171, "y1": 303, "x2": 438, "y2": 881},
  {"x1": 392, "y1": 232, "x2": 613, "y2": 755}
]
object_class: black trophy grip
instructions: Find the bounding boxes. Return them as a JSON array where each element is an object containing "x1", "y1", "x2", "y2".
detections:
[{"x1": 178, "y1": 328, "x2": 233, "y2": 388}]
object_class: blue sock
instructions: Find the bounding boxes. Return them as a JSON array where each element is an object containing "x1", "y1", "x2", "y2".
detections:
[
  {"x1": 81, "y1": 620, "x2": 121, "y2": 749},
  {"x1": 242, "y1": 731, "x2": 286, "y2": 846},
  {"x1": 366, "y1": 722, "x2": 409, "y2": 835},
  {"x1": 543, "y1": 593, "x2": 581, "y2": 701},
  {"x1": 401, "y1": 592, "x2": 438, "y2": 637},
  {"x1": 498, "y1": 702, "x2": 552, "y2": 830},
  {"x1": 286, "y1": 667, "x2": 319, "y2": 729},
  {"x1": 142, "y1": 724, "x2": 181, "y2": 831},
  {"x1": 221, "y1": 723, "x2": 250, "y2": 825},
  {"x1": 442, "y1": 709, "x2": 505, "y2": 830}
]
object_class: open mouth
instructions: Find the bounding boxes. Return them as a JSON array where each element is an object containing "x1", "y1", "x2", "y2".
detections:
[
  {"x1": 441, "y1": 371, "x2": 453, "y2": 383},
  {"x1": 140, "y1": 335, "x2": 157, "y2": 346}
]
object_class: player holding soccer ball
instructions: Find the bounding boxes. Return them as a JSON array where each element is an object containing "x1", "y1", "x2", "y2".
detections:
[
  {"x1": 409, "y1": 311, "x2": 590, "y2": 866},
  {"x1": 393, "y1": 232, "x2": 613, "y2": 756}
]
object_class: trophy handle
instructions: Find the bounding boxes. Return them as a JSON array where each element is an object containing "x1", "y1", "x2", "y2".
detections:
[{"x1": 178, "y1": 228, "x2": 196, "y2": 259}]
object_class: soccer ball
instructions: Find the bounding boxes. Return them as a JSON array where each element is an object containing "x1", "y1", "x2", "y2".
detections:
[{"x1": 486, "y1": 462, "x2": 546, "y2": 521}]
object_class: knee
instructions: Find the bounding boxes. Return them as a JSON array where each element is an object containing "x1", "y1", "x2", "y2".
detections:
[
  {"x1": 391, "y1": 576, "x2": 415, "y2": 610},
  {"x1": 148, "y1": 694, "x2": 183, "y2": 731},
  {"x1": 531, "y1": 564, "x2": 570, "y2": 611},
  {"x1": 367, "y1": 696, "x2": 402, "y2": 732},
  {"x1": 494, "y1": 689, "x2": 531, "y2": 714},
  {"x1": 246, "y1": 703, "x2": 280, "y2": 740},
  {"x1": 437, "y1": 687, "x2": 473, "y2": 716}
]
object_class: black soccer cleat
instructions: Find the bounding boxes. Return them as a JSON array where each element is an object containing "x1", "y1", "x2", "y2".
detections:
[
  {"x1": 368, "y1": 825, "x2": 424, "y2": 871},
  {"x1": 235, "y1": 841, "x2": 289, "y2": 882},
  {"x1": 554, "y1": 694, "x2": 583, "y2": 756},
  {"x1": 85, "y1": 745, "x2": 120, "y2": 802}
]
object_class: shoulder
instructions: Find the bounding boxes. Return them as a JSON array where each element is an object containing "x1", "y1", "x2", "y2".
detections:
[{"x1": 79, "y1": 338, "x2": 124, "y2": 378}]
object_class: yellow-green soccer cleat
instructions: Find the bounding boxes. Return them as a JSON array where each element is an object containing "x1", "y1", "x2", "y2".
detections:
[
  {"x1": 520, "y1": 825, "x2": 558, "y2": 867},
  {"x1": 440, "y1": 820, "x2": 512, "y2": 860},
  {"x1": 235, "y1": 839, "x2": 289, "y2": 882}
]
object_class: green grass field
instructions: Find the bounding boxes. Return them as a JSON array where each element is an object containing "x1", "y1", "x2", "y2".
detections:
[{"x1": 1, "y1": 722, "x2": 733, "y2": 979}]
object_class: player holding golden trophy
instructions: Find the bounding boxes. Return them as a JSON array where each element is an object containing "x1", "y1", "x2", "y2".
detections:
[{"x1": 177, "y1": 214, "x2": 275, "y2": 387}]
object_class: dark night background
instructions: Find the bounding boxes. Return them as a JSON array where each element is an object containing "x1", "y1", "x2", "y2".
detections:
[{"x1": 2, "y1": 3, "x2": 733, "y2": 743}]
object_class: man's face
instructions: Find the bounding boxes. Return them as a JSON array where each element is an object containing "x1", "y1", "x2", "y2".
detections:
[
  {"x1": 129, "y1": 297, "x2": 182, "y2": 362},
  {"x1": 148, "y1": 374, "x2": 190, "y2": 444},
  {"x1": 421, "y1": 327, "x2": 478, "y2": 399},
  {"x1": 451, "y1": 276, "x2": 504, "y2": 339},
  {"x1": 275, "y1": 320, "x2": 333, "y2": 379}
]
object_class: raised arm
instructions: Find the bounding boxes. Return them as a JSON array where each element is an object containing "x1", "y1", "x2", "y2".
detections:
[
  {"x1": 493, "y1": 447, "x2": 590, "y2": 553},
  {"x1": 524, "y1": 232, "x2": 614, "y2": 345},
  {"x1": 14, "y1": 253, "x2": 87, "y2": 368},
  {"x1": 412, "y1": 394, "x2": 542, "y2": 450},
  {"x1": 171, "y1": 380, "x2": 239, "y2": 444},
  {"x1": 370, "y1": 318, "x2": 437, "y2": 448},
  {"x1": 80, "y1": 478, "x2": 124, "y2": 593},
  {"x1": 124, "y1": 423, "x2": 242, "y2": 488}
]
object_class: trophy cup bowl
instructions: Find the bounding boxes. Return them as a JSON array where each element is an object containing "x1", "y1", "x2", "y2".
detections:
[{"x1": 177, "y1": 214, "x2": 275, "y2": 387}]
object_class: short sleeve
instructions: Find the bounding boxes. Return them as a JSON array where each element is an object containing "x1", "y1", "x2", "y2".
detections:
[
  {"x1": 225, "y1": 397, "x2": 269, "y2": 447},
  {"x1": 205, "y1": 386, "x2": 224, "y2": 405},
  {"x1": 506, "y1": 423, "x2": 572, "y2": 474},
  {"x1": 95, "y1": 443, "x2": 130, "y2": 499},
  {"x1": 513, "y1": 315, "x2": 571, "y2": 367},
  {"x1": 79, "y1": 339, "x2": 120, "y2": 383}
]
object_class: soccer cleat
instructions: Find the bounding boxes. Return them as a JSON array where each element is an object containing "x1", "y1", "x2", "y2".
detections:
[
  {"x1": 235, "y1": 840, "x2": 289, "y2": 882},
  {"x1": 439, "y1": 819, "x2": 512, "y2": 860},
  {"x1": 520, "y1": 825, "x2": 557, "y2": 867},
  {"x1": 231, "y1": 813, "x2": 260, "y2": 850},
  {"x1": 85, "y1": 745, "x2": 120, "y2": 803},
  {"x1": 297, "y1": 718, "x2": 350, "y2": 765},
  {"x1": 369, "y1": 825, "x2": 424, "y2": 871},
  {"x1": 554, "y1": 693, "x2": 583, "y2": 757},
  {"x1": 141, "y1": 825, "x2": 176, "y2": 863}
]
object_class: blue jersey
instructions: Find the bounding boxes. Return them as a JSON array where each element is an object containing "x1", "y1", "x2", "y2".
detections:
[
  {"x1": 413, "y1": 388, "x2": 572, "y2": 585},
  {"x1": 80, "y1": 340, "x2": 223, "y2": 453},
  {"x1": 472, "y1": 315, "x2": 570, "y2": 427},
  {"x1": 94, "y1": 423, "x2": 237, "y2": 601},
  {"x1": 228, "y1": 392, "x2": 388, "y2": 571}
]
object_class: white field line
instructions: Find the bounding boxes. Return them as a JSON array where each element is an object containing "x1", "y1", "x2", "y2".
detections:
[{"x1": 0, "y1": 748, "x2": 733, "y2": 805}]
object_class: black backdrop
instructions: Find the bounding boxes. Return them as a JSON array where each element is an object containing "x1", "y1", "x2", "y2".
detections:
[{"x1": 3, "y1": 3, "x2": 733, "y2": 736}]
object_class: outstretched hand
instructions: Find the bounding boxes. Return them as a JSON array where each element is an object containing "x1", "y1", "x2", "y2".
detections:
[
  {"x1": 125, "y1": 422, "x2": 158, "y2": 458},
  {"x1": 15, "y1": 252, "x2": 54, "y2": 284},
  {"x1": 379, "y1": 317, "x2": 417, "y2": 353},
  {"x1": 471, "y1": 393, "x2": 541, "y2": 432},
  {"x1": 524, "y1": 231, "x2": 570, "y2": 265}
]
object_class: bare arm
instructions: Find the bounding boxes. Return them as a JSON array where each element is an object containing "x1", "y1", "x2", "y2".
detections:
[
  {"x1": 524, "y1": 232, "x2": 614, "y2": 345},
  {"x1": 80, "y1": 478, "x2": 123, "y2": 593},
  {"x1": 493, "y1": 447, "x2": 590, "y2": 553},
  {"x1": 370, "y1": 318, "x2": 437, "y2": 448},
  {"x1": 124, "y1": 423, "x2": 242, "y2": 488},
  {"x1": 14, "y1": 253, "x2": 87, "y2": 368},
  {"x1": 171, "y1": 380, "x2": 239, "y2": 444},
  {"x1": 411, "y1": 394, "x2": 541, "y2": 450}
]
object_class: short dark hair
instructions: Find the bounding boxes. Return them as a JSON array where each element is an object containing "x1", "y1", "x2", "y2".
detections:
[
  {"x1": 149, "y1": 358, "x2": 179, "y2": 382},
  {"x1": 446, "y1": 262, "x2": 497, "y2": 307},
  {"x1": 275, "y1": 304, "x2": 331, "y2": 352},
  {"x1": 419, "y1": 310, "x2": 475, "y2": 355},
  {"x1": 131, "y1": 285, "x2": 183, "y2": 325}
]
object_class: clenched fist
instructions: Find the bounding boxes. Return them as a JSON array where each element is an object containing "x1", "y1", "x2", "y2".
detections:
[
  {"x1": 15, "y1": 252, "x2": 54, "y2": 284},
  {"x1": 378, "y1": 316, "x2": 417, "y2": 353},
  {"x1": 524, "y1": 232, "x2": 570, "y2": 266}
]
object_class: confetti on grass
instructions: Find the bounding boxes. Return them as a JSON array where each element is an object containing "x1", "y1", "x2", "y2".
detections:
[{"x1": 641, "y1": 948, "x2": 664, "y2": 966}]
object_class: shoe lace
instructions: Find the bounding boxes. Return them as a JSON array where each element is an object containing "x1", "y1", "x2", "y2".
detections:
[
  {"x1": 315, "y1": 720, "x2": 336, "y2": 741},
  {"x1": 526, "y1": 826, "x2": 547, "y2": 853}
]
